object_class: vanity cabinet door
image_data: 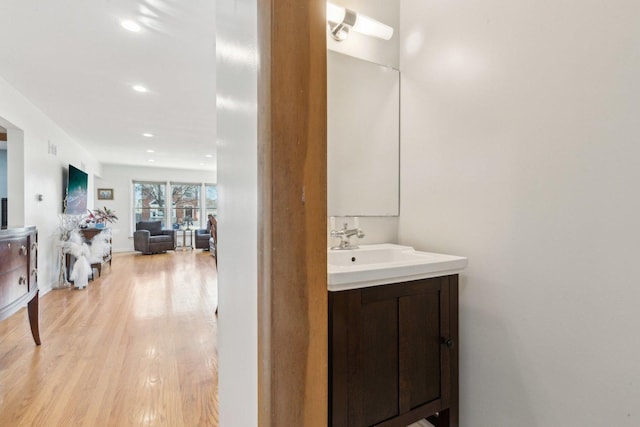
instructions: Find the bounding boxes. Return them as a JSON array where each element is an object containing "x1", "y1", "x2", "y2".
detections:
[
  {"x1": 357, "y1": 293, "x2": 400, "y2": 426},
  {"x1": 329, "y1": 275, "x2": 458, "y2": 427}
]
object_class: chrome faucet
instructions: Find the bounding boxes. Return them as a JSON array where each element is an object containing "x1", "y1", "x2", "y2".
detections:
[{"x1": 330, "y1": 221, "x2": 365, "y2": 250}]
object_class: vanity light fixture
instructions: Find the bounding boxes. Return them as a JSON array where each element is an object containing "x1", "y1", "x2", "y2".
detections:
[{"x1": 326, "y1": 2, "x2": 393, "y2": 42}]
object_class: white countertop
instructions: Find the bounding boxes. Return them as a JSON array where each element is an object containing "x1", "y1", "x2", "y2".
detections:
[{"x1": 328, "y1": 243, "x2": 467, "y2": 292}]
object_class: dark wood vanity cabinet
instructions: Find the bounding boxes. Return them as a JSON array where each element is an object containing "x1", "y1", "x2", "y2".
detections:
[
  {"x1": 0, "y1": 226, "x2": 40, "y2": 345},
  {"x1": 329, "y1": 275, "x2": 458, "y2": 427}
]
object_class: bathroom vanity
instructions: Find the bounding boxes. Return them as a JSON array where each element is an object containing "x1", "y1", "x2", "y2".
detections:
[{"x1": 328, "y1": 244, "x2": 466, "y2": 427}]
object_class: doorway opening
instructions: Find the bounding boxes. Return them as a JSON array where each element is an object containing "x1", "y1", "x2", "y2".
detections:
[
  {"x1": 0, "y1": 124, "x2": 8, "y2": 228},
  {"x1": 0, "y1": 117, "x2": 25, "y2": 229}
]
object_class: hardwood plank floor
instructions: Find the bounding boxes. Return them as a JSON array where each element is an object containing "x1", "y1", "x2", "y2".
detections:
[{"x1": 0, "y1": 250, "x2": 218, "y2": 426}]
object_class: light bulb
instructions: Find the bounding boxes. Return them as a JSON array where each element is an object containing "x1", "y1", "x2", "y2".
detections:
[{"x1": 353, "y1": 14, "x2": 394, "y2": 40}]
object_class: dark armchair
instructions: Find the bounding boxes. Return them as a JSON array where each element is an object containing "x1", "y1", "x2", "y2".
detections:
[
  {"x1": 134, "y1": 221, "x2": 176, "y2": 254},
  {"x1": 194, "y1": 229, "x2": 211, "y2": 250}
]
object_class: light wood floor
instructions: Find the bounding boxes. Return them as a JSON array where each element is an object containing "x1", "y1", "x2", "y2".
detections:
[{"x1": 0, "y1": 250, "x2": 218, "y2": 426}]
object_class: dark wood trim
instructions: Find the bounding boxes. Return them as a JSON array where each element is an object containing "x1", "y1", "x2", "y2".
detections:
[
  {"x1": 347, "y1": 289, "x2": 363, "y2": 426},
  {"x1": 449, "y1": 275, "x2": 460, "y2": 426},
  {"x1": 398, "y1": 295, "x2": 411, "y2": 414},
  {"x1": 257, "y1": 0, "x2": 327, "y2": 426},
  {"x1": 362, "y1": 278, "x2": 443, "y2": 303},
  {"x1": 329, "y1": 292, "x2": 348, "y2": 426},
  {"x1": 27, "y1": 290, "x2": 41, "y2": 345},
  {"x1": 440, "y1": 277, "x2": 451, "y2": 407},
  {"x1": 0, "y1": 133, "x2": 6, "y2": 142}
]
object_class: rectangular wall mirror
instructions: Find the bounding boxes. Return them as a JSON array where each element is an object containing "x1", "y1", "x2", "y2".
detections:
[{"x1": 327, "y1": 50, "x2": 400, "y2": 217}]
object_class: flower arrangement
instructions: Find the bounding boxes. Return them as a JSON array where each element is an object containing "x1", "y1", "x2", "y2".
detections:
[{"x1": 85, "y1": 206, "x2": 118, "y2": 225}]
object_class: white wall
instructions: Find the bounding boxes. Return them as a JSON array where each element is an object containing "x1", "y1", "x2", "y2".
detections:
[
  {"x1": 216, "y1": 0, "x2": 258, "y2": 426},
  {"x1": 400, "y1": 1, "x2": 640, "y2": 425},
  {"x1": 0, "y1": 75, "x2": 101, "y2": 294},
  {"x1": 95, "y1": 164, "x2": 215, "y2": 252}
]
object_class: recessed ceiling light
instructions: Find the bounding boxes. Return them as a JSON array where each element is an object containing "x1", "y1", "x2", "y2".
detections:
[
  {"x1": 146, "y1": 149, "x2": 155, "y2": 153},
  {"x1": 132, "y1": 85, "x2": 148, "y2": 93},
  {"x1": 148, "y1": 159, "x2": 155, "y2": 163},
  {"x1": 143, "y1": 133, "x2": 153, "y2": 138},
  {"x1": 205, "y1": 154, "x2": 213, "y2": 158},
  {"x1": 121, "y1": 20, "x2": 141, "y2": 32}
]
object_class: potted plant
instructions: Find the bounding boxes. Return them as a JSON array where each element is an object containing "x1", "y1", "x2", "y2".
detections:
[{"x1": 87, "y1": 207, "x2": 118, "y2": 228}]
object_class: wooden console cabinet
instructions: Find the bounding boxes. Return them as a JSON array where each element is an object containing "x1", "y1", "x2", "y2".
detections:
[
  {"x1": 0, "y1": 226, "x2": 40, "y2": 345},
  {"x1": 329, "y1": 275, "x2": 458, "y2": 427}
]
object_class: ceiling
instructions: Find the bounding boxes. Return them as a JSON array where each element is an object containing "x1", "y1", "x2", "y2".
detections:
[{"x1": 0, "y1": 0, "x2": 216, "y2": 171}]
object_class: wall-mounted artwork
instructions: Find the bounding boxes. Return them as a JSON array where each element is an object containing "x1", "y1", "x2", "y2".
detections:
[
  {"x1": 97, "y1": 188, "x2": 114, "y2": 200},
  {"x1": 66, "y1": 164, "x2": 88, "y2": 214}
]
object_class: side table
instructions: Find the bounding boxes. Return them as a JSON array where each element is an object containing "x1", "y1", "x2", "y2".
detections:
[{"x1": 177, "y1": 229, "x2": 194, "y2": 250}]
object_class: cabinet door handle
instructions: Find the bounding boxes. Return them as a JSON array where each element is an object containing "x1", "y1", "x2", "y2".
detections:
[
  {"x1": 18, "y1": 276, "x2": 27, "y2": 286},
  {"x1": 443, "y1": 338, "x2": 455, "y2": 349},
  {"x1": 19, "y1": 245, "x2": 28, "y2": 256},
  {"x1": 31, "y1": 268, "x2": 38, "y2": 276},
  {"x1": 31, "y1": 242, "x2": 38, "y2": 251}
]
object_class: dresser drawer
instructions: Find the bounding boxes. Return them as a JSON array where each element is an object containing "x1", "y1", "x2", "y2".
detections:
[
  {"x1": 0, "y1": 266, "x2": 29, "y2": 307},
  {"x1": 0, "y1": 236, "x2": 29, "y2": 271}
]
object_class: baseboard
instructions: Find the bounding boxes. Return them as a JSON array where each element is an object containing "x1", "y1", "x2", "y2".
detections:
[
  {"x1": 41, "y1": 281, "x2": 55, "y2": 296},
  {"x1": 113, "y1": 247, "x2": 135, "y2": 253}
]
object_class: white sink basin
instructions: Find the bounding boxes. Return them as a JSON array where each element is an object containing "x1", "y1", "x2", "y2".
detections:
[{"x1": 328, "y1": 243, "x2": 467, "y2": 291}]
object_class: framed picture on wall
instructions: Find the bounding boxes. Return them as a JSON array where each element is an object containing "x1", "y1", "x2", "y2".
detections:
[{"x1": 97, "y1": 188, "x2": 114, "y2": 200}]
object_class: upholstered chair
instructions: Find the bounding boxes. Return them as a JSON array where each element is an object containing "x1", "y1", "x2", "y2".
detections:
[
  {"x1": 133, "y1": 221, "x2": 176, "y2": 254},
  {"x1": 194, "y1": 229, "x2": 211, "y2": 250}
]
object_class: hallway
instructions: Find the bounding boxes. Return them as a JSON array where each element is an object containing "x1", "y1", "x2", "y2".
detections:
[{"x1": 0, "y1": 250, "x2": 218, "y2": 426}]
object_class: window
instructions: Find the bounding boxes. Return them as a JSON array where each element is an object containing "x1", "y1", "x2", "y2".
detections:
[
  {"x1": 132, "y1": 181, "x2": 215, "y2": 231},
  {"x1": 133, "y1": 181, "x2": 166, "y2": 224},
  {"x1": 171, "y1": 183, "x2": 200, "y2": 229},
  {"x1": 205, "y1": 184, "x2": 217, "y2": 219}
]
